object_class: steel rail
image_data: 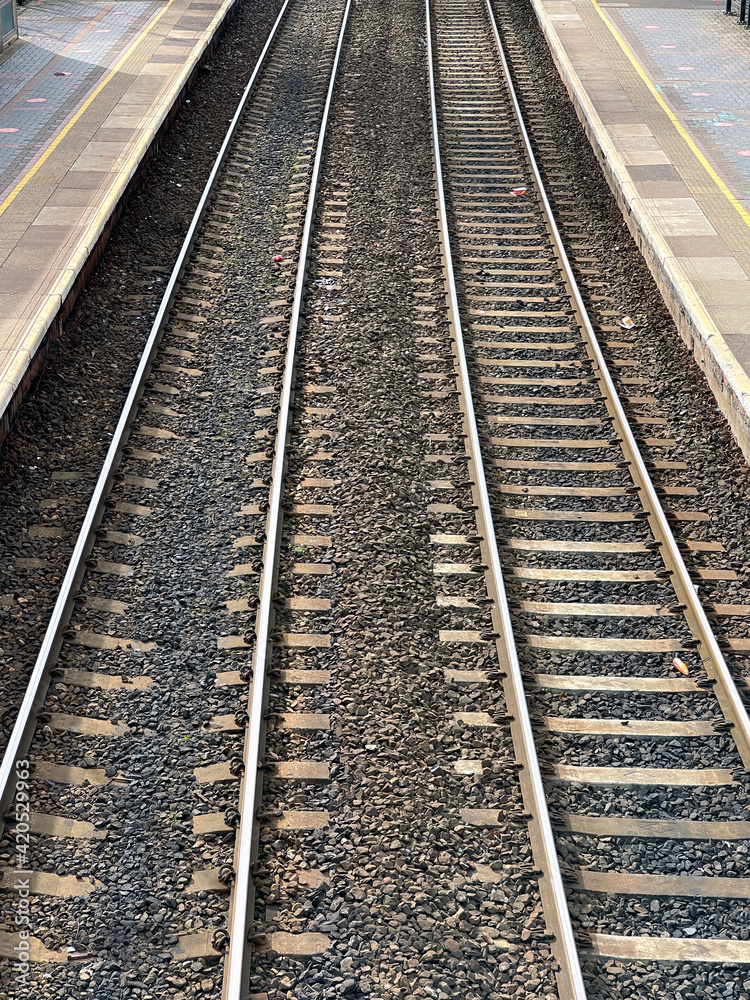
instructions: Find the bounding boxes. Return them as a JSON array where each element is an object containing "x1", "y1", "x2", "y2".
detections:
[
  {"x1": 222, "y1": 1, "x2": 352, "y2": 995},
  {"x1": 0, "y1": 0, "x2": 293, "y2": 830},
  {"x1": 424, "y1": 1, "x2": 588, "y2": 997},
  {"x1": 482, "y1": 0, "x2": 750, "y2": 770}
]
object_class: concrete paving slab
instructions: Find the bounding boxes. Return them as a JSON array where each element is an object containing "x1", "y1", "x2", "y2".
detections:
[
  {"x1": 0, "y1": 0, "x2": 239, "y2": 441},
  {"x1": 530, "y1": 0, "x2": 750, "y2": 460}
]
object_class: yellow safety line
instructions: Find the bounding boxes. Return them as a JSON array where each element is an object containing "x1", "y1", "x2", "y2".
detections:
[
  {"x1": 589, "y1": 0, "x2": 750, "y2": 229},
  {"x1": 0, "y1": 0, "x2": 180, "y2": 219}
]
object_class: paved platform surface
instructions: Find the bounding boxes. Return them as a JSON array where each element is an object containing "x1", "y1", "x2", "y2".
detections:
[
  {"x1": 0, "y1": 0, "x2": 235, "y2": 435},
  {"x1": 530, "y1": 0, "x2": 750, "y2": 458}
]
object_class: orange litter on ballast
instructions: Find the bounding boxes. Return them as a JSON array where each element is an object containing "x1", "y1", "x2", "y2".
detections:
[
  {"x1": 672, "y1": 657, "x2": 689, "y2": 675},
  {"x1": 511, "y1": 186, "x2": 527, "y2": 196}
]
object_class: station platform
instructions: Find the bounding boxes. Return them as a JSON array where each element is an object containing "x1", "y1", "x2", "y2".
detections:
[
  {"x1": 531, "y1": 0, "x2": 750, "y2": 459},
  {"x1": 0, "y1": 0, "x2": 236, "y2": 440}
]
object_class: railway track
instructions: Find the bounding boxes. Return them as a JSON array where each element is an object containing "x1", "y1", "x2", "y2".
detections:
[
  {"x1": 3, "y1": 0, "x2": 750, "y2": 996},
  {"x1": 0, "y1": 0, "x2": 350, "y2": 994},
  {"x1": 426, "y1": 0, "x2": 750, "y2": 996}
]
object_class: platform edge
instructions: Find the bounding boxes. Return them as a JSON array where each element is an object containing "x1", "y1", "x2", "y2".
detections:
[
  {"x1": 525, "y1": 0, "x2": 750, "y2": 465},
  {"x1": 0, "y1": 0, "x2": 241, "y2": 447}
]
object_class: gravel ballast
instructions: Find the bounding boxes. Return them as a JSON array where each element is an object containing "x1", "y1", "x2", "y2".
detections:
[{"x1": 5, "y1": 0, "x2": 750, "y2": 996}]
